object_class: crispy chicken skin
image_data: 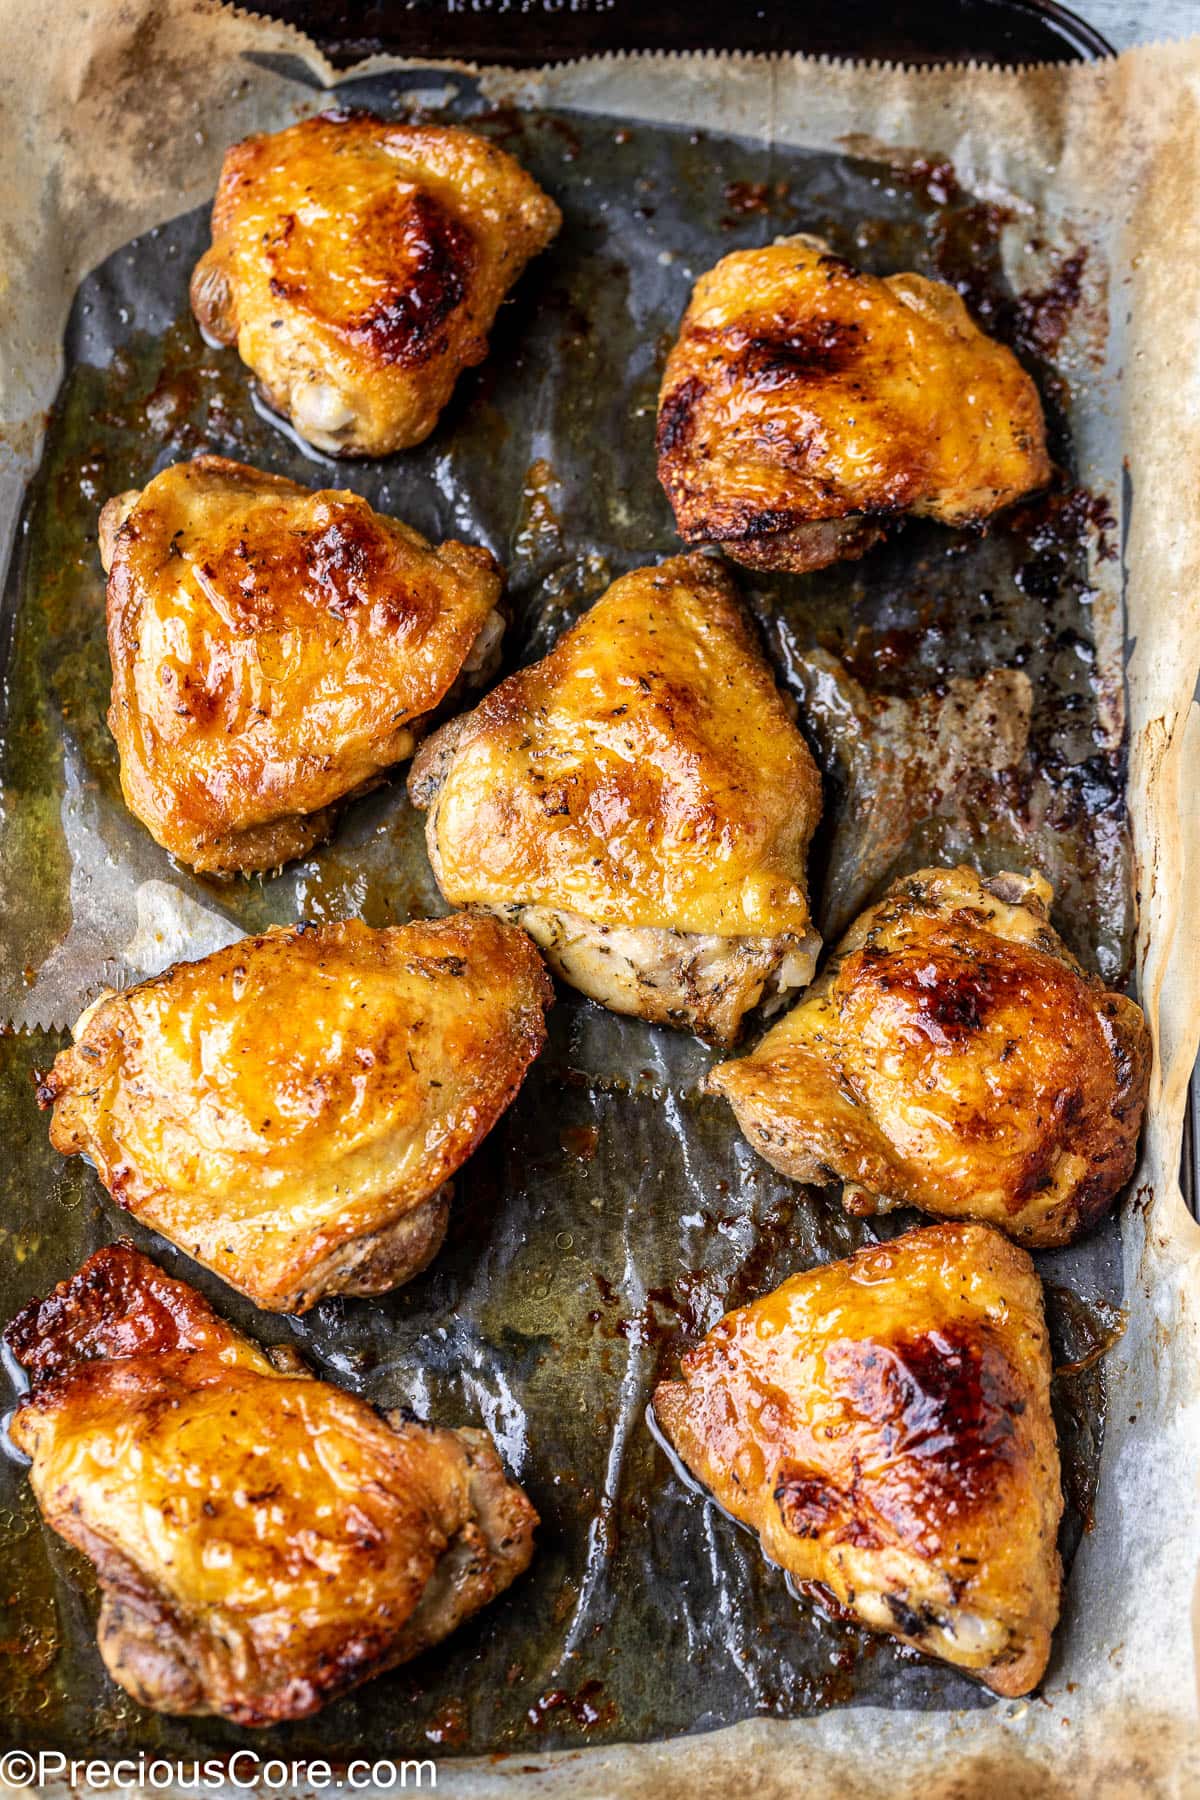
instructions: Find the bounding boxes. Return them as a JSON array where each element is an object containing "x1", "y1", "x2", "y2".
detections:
[
  {"x1": 6, "y1": 1245, "x2": 537, "y2": 1725},
  {"x1": 190, "y1": 112, "x2": 562, "y2": 456},
  {"x1": 653, "y1": 1221, "x2": 1062, "y2": 1696},
  {"x1": 37, "y1": 915, "x2": 552, "y2": 1313},
  {"x1": 707, "y1": 867, "x2": 1150, "y2": 1247},
  {"x1": 100, "y1": 455, "x2": 503, "y2": 875},
  {"x1": 657, "y1": 237, "x2": 1051, "y2": 573},
  {"x1": 408, "y1": 554, "x2": 823, "y2": 1043}
]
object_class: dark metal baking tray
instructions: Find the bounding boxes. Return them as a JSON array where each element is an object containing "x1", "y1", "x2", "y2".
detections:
[
  {"x1": 252, "y1": 0, "x2": 1115, "y2": 68},
  {"x1": 0, "y1": 0, "x2": 1174, "y2": 1771}
]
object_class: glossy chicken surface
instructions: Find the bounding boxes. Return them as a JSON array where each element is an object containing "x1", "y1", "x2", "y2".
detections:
[
  {"x1": 653, "y1": 1221, "x2": 1063, "y2": 1696},
  {"x1": 409, "y1": 553, "x2": 823, "y2": 1042},
  {"x1": 708, "y1": 867, "x2": 1149, "y2": 1246},
  {"x1": 6, "y1": 1245, "x2": 537, "y2": 1725},
  {"x1": 38, "y1": 915, "x2": 551, "y2": 1312},
  {"x1": 191, "y1": 112, "x2": 561, "y2": 456},
  {"x1": 101, "y1": 455, "x2": 503, "y2": 874},
  {"x1": 657, "y1": 236, "x2": 1051, "y2": 573}
]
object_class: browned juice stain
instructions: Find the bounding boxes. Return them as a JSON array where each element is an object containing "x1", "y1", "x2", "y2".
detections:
[
  {"x1": 527, "y1": 1678, "x2": 617, "y2": 1733},
  {"x1": 559, "y1": 1122, "x2": 599, "y2": 1161}
]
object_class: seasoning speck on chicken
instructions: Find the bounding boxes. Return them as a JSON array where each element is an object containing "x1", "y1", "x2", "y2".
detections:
[
  {"x1": 657, "y1": 235, "x2": 1051, "y2": 573},
  {"x1": 653, "y1": 1221, "x2": 1063, "y2": 1697},
  {"x1": 409, "y1": 552, "x2": 823, "y2": 1044},
  {"x1": 6, "y1": 1244, "x2": 538, "y2": 1725},
  {"x1": 191, "y1": 112, "x2": 562, "y2": 456}
]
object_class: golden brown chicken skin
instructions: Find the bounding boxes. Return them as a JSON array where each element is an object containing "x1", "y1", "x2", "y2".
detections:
[
  {"x1": 707, "y1": 867, "x2": 1149, "y2": 1247},
  {"x1": 6, "y1": 1245, "x2": 537, "y2": 1725},
  {"x1": 101, "y1": 455, "x2": 503, "y2": 875},
  {"x1": 408, "y1": 553, "x2": 823, "y2": 1043},
  {"x1": 657, "y1": 237, "x2": 1051, "y2": 573},
  {"x1": 190, "y1": 112, "x2": 561, "y2": 456},
  {"x1": 653, "y1": 1221, "x2": 1062, "y2": 1696},
  {"x1": 37, "y1": 914, "x2": 551, "y2": 1313}
]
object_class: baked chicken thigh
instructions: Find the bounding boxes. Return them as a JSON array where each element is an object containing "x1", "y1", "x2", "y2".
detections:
[
  {"x1": 101, "y1": 455, "x2": 503, "y2": 874},
  {"x1": 191, "y1": 112, "x2": 561, "y2": 456},
  {"x1": 653, "y1": 1221, "x2": 1062, "y2": 1696},
  {"x1": 408, "y1": 554, "x2": 823, "y2": 1043},
  {"x1": 657, "y1": 236, "x2": 1051, "y2": 573},
  {"x1": 707, "y1": 867, "x2": 1149, "y2": 1246},
  {"x1": 37, "y1": 914, "x2": 551, "y2": 1312},
  {"x1": 6, "y1": 1245, "x2": 537, "y2": 1725}
]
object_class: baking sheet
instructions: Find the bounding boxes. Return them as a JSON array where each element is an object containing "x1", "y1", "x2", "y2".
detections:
[{"x1": 0, "y1": 6, "x2": 1197, "y2": 1796}]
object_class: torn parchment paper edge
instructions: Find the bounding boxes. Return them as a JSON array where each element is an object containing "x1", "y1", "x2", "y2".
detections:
[{"x1": 0, "y1": 5, "x2": 1197, "y2": 1794}]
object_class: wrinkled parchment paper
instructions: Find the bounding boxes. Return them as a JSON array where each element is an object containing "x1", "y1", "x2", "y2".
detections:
[{"x1": 0, "y1": 4, "x2": 1198, "y2": 1795}]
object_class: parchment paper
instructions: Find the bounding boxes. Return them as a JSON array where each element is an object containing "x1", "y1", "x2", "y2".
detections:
[{"x1": 0, "y1": 5, "x2": 1198, "y2": 1796}]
